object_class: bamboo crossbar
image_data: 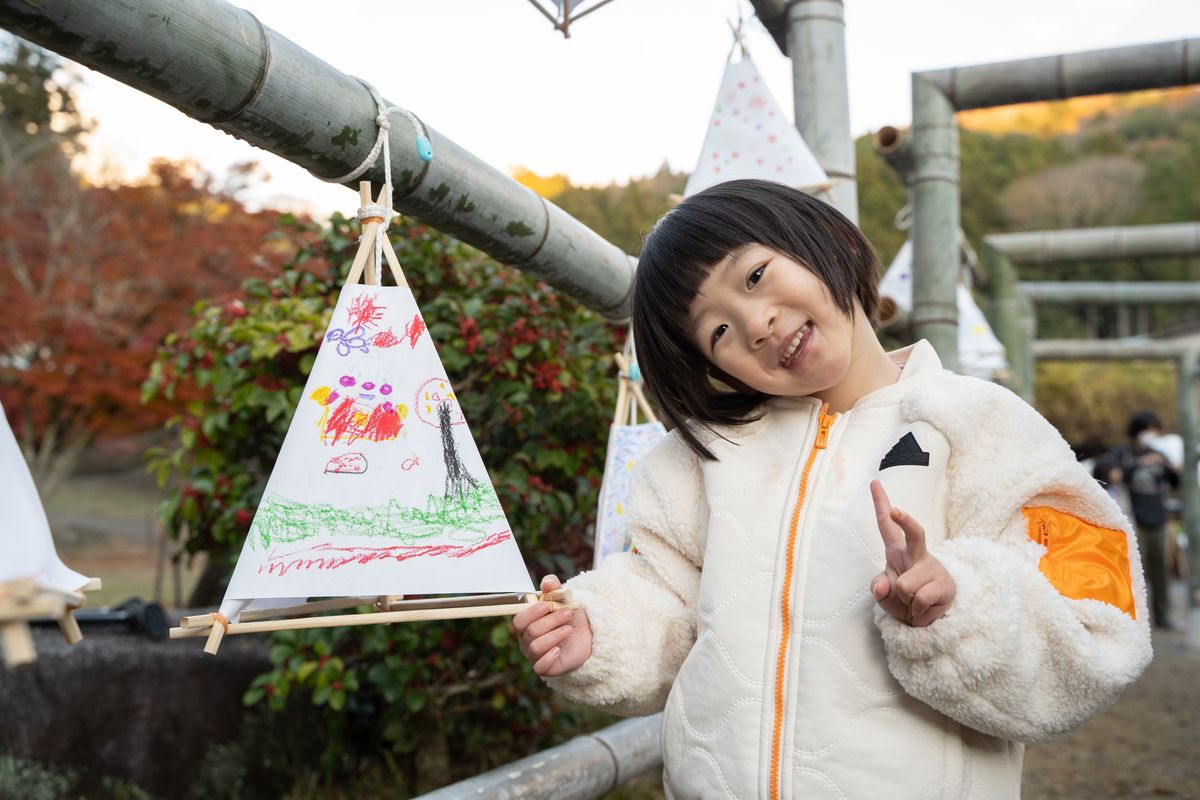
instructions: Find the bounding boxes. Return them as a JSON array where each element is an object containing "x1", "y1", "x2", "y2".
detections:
[{"x1": 169, "y1": 594, "x2": 577, "y2": 641}]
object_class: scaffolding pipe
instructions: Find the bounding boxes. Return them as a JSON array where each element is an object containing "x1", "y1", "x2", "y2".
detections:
[
  {"x1": 413, "y1": 714, "x2": 662, "y2": 800},
  {"x1": 918, "y1": 38, "x2": 1200, "y2": 111},
  {"x1": 0, "y1": 0, "x2": 635, "y2": 319},
  {"x1": 1034, "y1": 341, "x2": 1200, "y2": 650},
  {"x1": 987, "y1": 223, "x2": 1200, "y2": 265},
  {"x1": 782, "y1": 0, "x2": 858, "y2": 222},
  {"x1": 1018, "y1": 282, "x2": 1200, "y2": 304}
]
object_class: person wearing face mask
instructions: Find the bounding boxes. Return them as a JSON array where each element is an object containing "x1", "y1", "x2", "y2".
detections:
[{"x1": 1108, "y1": 410, "x2": 1181, "y2": 629}]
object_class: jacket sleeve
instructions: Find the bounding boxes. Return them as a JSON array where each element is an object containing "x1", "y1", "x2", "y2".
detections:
[
  {"x1": 544, "y1": 431, "x2": 706, "y2": 717},
  {"x1": 876, "y1": 375, "x2": 1153, "y2": 743}
]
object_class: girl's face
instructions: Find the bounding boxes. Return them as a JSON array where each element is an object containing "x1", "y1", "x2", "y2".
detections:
[{"x1": 687, "y1": 243, "x2": 859, "y2": 400}]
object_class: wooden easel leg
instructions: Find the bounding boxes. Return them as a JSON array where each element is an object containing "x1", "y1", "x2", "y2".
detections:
[
  {"x1": 57, "y1": 612, "x2": 83, "y2": 645},
  {"x1": 1, "y1": 622, "x2": 36, "y2": 668},
  {"x1": 203, "y1": 622, "x2": 227, "y2": 656}
]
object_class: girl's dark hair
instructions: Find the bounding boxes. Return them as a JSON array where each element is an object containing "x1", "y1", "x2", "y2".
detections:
[{"x1": 632, "y1": 179, "x2": 881, "y2": 460}]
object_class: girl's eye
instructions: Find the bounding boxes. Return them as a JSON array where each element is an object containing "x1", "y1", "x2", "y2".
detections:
[
  {"x1": 710, "y1": 323, "x2": 728, "y2": 351},
  {"x1": 747, "y1": 263, "x2": 767, "y2": 288}
]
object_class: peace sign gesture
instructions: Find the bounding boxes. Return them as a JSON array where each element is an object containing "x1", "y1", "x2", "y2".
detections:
[{"x1": 869, "y1": 480, "x2": 956, "y2": 627}]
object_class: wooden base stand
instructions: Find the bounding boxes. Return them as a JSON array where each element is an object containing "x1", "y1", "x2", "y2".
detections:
[
  {"x1": 170, "y1": 589, "x2": 578, "y2": 655},
  {"x1": 0, "y1": 577, "x2": 100, "y2": 667}
]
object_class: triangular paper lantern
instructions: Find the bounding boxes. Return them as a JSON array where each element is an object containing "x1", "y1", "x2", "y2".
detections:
[
  {"x1": 685, "y1": 57, "x2": 829, "y2": 198},
  {"x1": 878, "y1": 239, "x2": 1009, "y2": 380},
  {"x1": 217, "y1": 283, "x2": 534, "y2": 623},
  {"x1": 0, "y1": 401, "x2": 90, "y2": 595}
]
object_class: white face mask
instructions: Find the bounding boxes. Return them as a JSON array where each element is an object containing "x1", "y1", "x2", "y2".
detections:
[{"x1": 1137, "y1": 431, "x2": 1158, "y2": 446}]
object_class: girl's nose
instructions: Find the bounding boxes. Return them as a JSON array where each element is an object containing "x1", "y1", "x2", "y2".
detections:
[{"x1": 750, "y1": 314, "x2": 777, "y2": 349}]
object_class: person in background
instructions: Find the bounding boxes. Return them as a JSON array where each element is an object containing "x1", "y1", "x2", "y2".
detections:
[{"x1": 1109, "y1": 410, "x2": 1180, "y2": 629}]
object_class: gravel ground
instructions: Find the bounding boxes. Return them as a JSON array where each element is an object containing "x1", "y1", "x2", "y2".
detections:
[{"x1": 1022, "y1": 627, "x2": 1200, "y2": 799}]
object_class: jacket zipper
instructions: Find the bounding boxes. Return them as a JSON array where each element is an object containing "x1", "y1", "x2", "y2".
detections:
[{"x1": 769, "y1": 404, "x2": 836, "y2": 800}]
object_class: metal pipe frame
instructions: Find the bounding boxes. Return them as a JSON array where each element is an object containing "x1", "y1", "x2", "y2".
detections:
[
  {"x1": 0, "y1": 0, "x2": 636, "y2": 319},
  {"x1": 912, "y1": 38, "x2": 1200, "y2": 369},
  {"x1": 413, "y1": 714, "x2": 662, "y2": 800}
]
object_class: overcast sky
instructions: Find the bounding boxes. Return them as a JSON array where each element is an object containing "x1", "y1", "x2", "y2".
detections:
[{"x1": 64, "y1": 0, "x2": 1200, "y2": 217}]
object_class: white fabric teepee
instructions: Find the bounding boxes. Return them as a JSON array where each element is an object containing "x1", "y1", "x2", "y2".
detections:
[
  {"x1": 0, "y1": 401, "x2": 90, "y2": 595},
  {"x1": 685, "y1": 57, "x2": 829, "y2": 198},
  {"x1": 879, "y1": 239, "x2": 1009, "y2": 380}
]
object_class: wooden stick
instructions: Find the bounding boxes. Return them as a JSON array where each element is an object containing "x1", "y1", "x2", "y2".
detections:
[
  {"x1": 80, "y1": 577, "x2": 102, "y2": 593},
  {"x1": 614, "y1": 353, "x2": 658, "y2": 424},
  {"x1": 203, "y1": 619, "x2": 227, "y2": 655},
  {"x1": 1, "y1": 622, "x2": 36, "y2": 668},
  {"x1": 241, "y1": 596, "x2": 378, "y2": 622},
  {"x1": 171, "y1": 594, "x2": 579, "y2": 645},
  {"x1": 57, "y1": 612, "x2": 83, "y2": 645},
  {"x1": 0, "y1": 593, "x2": 66, "y2": 622}
]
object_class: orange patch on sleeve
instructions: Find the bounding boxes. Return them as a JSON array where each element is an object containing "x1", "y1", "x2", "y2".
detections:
[{"x1": 1022, "y1": 506, "x2": 1136, "y2": 618}]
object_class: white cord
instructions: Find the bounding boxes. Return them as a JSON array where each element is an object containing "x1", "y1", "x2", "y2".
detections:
[{"x1": 324, "y1": 78, "x2": 433, "y2": 284}]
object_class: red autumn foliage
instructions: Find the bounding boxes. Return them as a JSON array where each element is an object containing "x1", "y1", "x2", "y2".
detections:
[{"x1": 0, "y1": 156, "x2": 313, "y2": 485}]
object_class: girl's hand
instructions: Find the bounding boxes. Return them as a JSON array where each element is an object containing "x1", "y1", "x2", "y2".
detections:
[
  {"x1": 869, "y1": 480, "x2": 956, "y2": 627},
  {"x1": 512, "y1": 574, "x2": 593, "y2": 676}
]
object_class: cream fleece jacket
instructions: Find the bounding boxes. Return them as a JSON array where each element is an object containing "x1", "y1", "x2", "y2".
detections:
[{"x1": 547, "y1": 341, "x2": 1151, "y2": 798}]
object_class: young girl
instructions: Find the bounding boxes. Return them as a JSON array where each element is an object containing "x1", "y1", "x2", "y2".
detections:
[{"x1": 513, "y1": 179, "x2": 1151, "y2": 798}]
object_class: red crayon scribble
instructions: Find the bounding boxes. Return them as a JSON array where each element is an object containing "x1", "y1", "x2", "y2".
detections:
[
  {"x1": 324, "y1": 452, "x2": 367, "y2": 474},
  {"x1": 324, "y1": 397, "x2": 403, "y2": 444},
  {"x1": 257, "y1": 531, "x2": 513, "y2": 576},
  {"x1": 372, "y1": 328, "x2": 400, "y2": 348},
  {"x1": 347, "y1": 293, "x2": 386, "y2": 329},
  {"x1": 405, "y1": 314, "x2": 427, "y2": 348}
]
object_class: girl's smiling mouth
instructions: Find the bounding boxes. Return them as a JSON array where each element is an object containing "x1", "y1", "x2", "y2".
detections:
[{"x1": 779, "y1": 322, "x2": 812, "y2": 368}]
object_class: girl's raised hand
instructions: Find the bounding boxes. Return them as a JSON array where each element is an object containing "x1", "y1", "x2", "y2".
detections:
[
  {"x1": 512, "y1": 574, "x2": 593, "y2": 677},
  {"x1": 869, "y1": 480, "x2": 956, "y2": 627}
]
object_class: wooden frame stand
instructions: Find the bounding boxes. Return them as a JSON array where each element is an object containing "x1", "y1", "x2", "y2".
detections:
[
  {"x1": 169, "y1": 589, "x2": 578, "y2": 655},
  {"x1": 0, "y1": 577, "x2": 101, "y2": 668}
]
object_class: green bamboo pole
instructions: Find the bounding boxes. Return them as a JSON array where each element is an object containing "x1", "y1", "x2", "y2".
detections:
[
  {"x1": 782, "y1": 0, "x2": 858, "y2": 221},
  {"x1": 0, "y1": 0, "x2": 635, "y2": 318},
  {"x1": 910, "y1": 74, "x2": 960, "y2": 370},
  {"x1": 1177, "y1": 349, "x2": 1200, "y2": 650},
  {"x1": 1018, "y1": 282, "x2": 1200, "y2": 304},
  {"x1": 987, "y1": 223, "x2": 1200, "y2": 264}
]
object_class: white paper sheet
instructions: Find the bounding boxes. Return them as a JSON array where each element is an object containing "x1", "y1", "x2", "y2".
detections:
[
  {"x1": 685, "y1": 57, "x2": 829, "y2": 198},
  {"x1": 222, "y1": 284, "x2": 535, "y2": 604},
  {"x1": 0, "y1": 401, "x2": 90, "y2": 594}
]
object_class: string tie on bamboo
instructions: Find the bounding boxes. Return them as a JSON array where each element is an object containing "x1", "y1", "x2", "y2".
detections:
[
  {"x1": 211, "y1": 613, "x2": 230, "y2": 632},
  {"x1": 323, "y1": 78, "x2": 431, "y2": 285}
]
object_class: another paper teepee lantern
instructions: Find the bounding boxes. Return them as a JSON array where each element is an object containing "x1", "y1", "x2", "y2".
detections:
[
  {"x1": 1, "y1": 401, "x2": 99, "y2": 666},
  {"x1": 879, "y1": 239, "x2": 1009, "y2": 380},
  {"x1": 685, "y1": 57, "x2": 829, "y2": 198}
]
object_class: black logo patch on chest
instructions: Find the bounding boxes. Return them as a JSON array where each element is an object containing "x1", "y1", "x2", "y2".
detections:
[{"x1": 879, "y1": 432, "x2": 930, "y2": 470}]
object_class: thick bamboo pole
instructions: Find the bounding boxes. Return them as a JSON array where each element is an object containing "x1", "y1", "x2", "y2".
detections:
[
  {"x1": 910, "y1": 74, "x2": 960, "y2": 370},
  {"x1": 413, "y1": 714, "x2": 662, "y2": 800},
  {"x1": 987, "y1": 223, "x2": 1200, "y2": 264},
  {"x1": 919, "y1": 38, "x2": 1200, "y2": 111},
  {"x1": 782, "y1": 0, "x2": 857, "y2": 222},
  {"x1": 1032, "y1": 340, "x2": 1194, "y2": 360},
  {"x1": 1017, "y1": 282, "x2": 1200, "y2": 304},
  {"x1": 0, "y1": 0, "x2": 635, "y2": 318},
  {"x1": 910, "y1": 40, "x2": 1200, "y2": 370}
]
